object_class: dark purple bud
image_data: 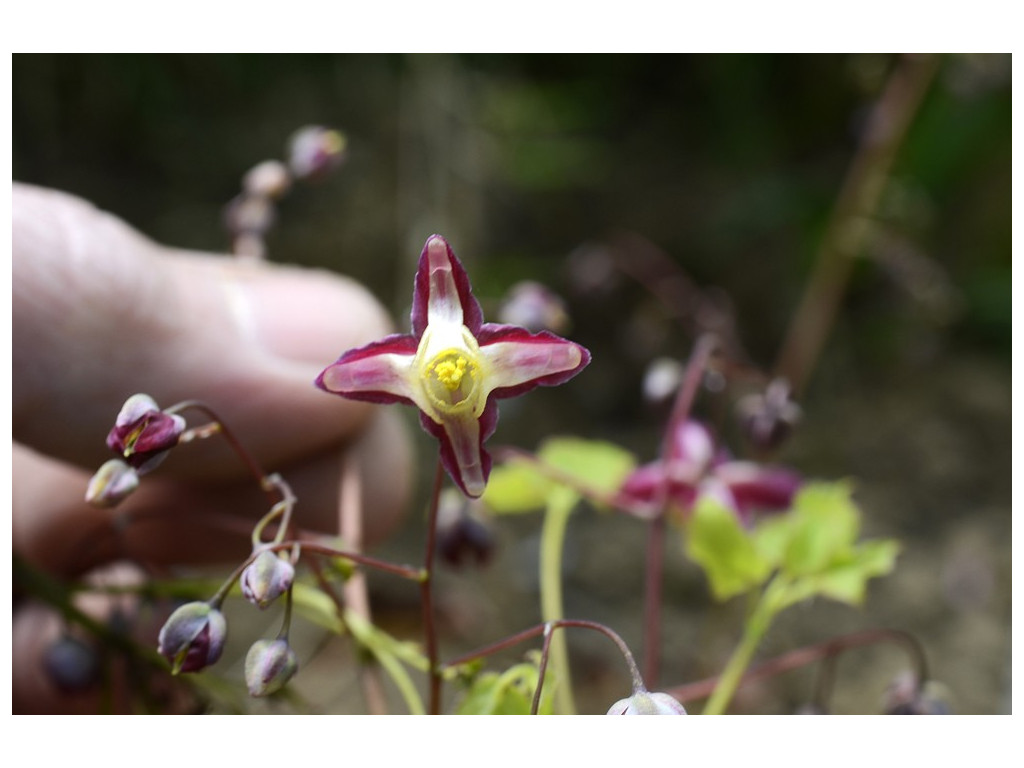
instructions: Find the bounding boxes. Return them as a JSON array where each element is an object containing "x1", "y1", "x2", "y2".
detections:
[
  {"x1": 240, "y1": 550, "x2": 295, "y2": 610},
  {"x1": 883, "y1": 672, "x2": 953, "y2": 714},
  {"x1": 85, "y1": 458, "x2": 140, "y2": 508},
  {"x1": 736, "y1": 378, "x2": 802, "y2": 451},
  {"x1": 436, "y1": 490, "x2": 496, "y2": 570},
  {"x1": 245, "y1": 639, "x2": 298, "y2": 697},
  {"x1": 106, "y1": 394, "x2": 185, "y2": 473},
  {"x1": 287, "y1": 126, "x2": 347, "y2": 181},
  {"x1": 607, "y1": 690, "x2": 687, "y2": 715},
  {"x1": 157, "y1": 602, "x2": 227, "y2": 675},
  {"x1": 43, "y1": 635, "x2": 101, "y2": 694}
]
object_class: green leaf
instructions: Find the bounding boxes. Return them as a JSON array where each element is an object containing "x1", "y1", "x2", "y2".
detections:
[
  {"x1": 782, "y1": 482, "x2": 860, "y2": 576},
  {"x1": 291, "y1": 582, "x2": 344, "y2": 633},
  {"x1": 454, "y1": 661, "x2": 552, "y2": 715},
  {"x1": 482, "y1": 461, "x2": 552, "y2": 514},
  {"x1": 751, "y1": 515, "x2": 794, "y2": 569},
  {"x1": 777, "y1": 538, "x2": 901, "y2": 609},
  {"x1": 537, "y1": 437, "x2": 637, "y2": 496},
  {"x1": 686, "y1": 497, "x2": 771, "y2": 601}
]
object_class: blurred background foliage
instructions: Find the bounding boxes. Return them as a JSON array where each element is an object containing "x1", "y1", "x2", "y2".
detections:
[{"x1": 13, "y1": 53, "x2": 1011, "y2": 713}]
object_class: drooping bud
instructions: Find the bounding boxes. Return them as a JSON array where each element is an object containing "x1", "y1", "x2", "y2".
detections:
[
  {"x1": 606, "y1": 689, "x2": 688, "y2": 715},
  {"x1": 242, "y1": 160, "x2": 292, "y2": 199},
  {"x1": 883, "y1": 672, "x2": 953, "y2": 714},
  {"x1": 105, "y1": 394, "x2": 185, "y2": 473},
  {"x1": 157, "y1": 602, "x2": 227, "y2": 675},
  {"x1": 245, "y1": 638, "x2": 298, "y2": 697},
  {"x1": 43, "y1": 635, "x2": 101, "y2": 694},
  {"x1": 85, "y1": 459, "x2": 140, "y2": 508},
  {"x1": 436, "y1": 490, "x2": 496, "y2": 570},
  {"x1": 240, "y1": 549, "x2": 295, "y2": 610},
  {"x1": 286, "y1": 126, "x2": 347, "y2": 181}
]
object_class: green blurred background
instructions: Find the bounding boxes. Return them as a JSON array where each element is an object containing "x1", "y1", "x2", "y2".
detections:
[{"x1": 13, "y1": 53, "x2": 1011, "y2": 713}]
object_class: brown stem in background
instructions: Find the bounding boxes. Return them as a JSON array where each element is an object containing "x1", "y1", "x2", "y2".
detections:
[
  {"x1": 665, "y1": 627, "x2": 929, "y2": 707},
  {"x1": 774, "y1": 53, "x2": 940, "y2": 396},
  {"x1": 337, "y1": 451, "x2": 389, "y2": 715}
]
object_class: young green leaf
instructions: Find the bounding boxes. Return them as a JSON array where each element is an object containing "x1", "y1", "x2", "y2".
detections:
[{"x1": 686, "y1": 497, "x2": 771, "y2": 600}]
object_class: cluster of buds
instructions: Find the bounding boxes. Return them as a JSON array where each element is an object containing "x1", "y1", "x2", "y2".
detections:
[
  {"x1": 85, "y1": 394, "x2": 186, "y2": 508},
  {"x1": 224, "y1": 125, "x2": 347, "y2": 259}
]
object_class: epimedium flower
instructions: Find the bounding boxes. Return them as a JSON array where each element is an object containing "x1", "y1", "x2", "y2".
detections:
[
  {"x1": 617, "y1": 419, "x2": 801, "y2": 524},
  {"x1": 105, "y1": 393, "x2": 186, "y2": 473},
  {"x1": 316, "y1": 235, "x2": 591, "y2": 498}
]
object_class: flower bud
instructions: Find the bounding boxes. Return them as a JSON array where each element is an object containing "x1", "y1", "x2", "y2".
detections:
[
  {"x1": 436, "y1": 490, "x2": 496, "y2": 570},
  {"x1": 106, "y1": 394, "x2": 185, "y2": 473},
  {"x1": 157, "y1": 602, "x2": 227, "y2": 674},
  {"x1": 883, "y1": 672, "x2": 953, "y2": 714},
  {"x1": 245, "y1": 638, "x2": 298, "y2": 697},
  {"x1": 606, "y1": 689, "x2": 687, "y2": 715},
  {"x1": 43, "y1": 635, "x2": 101, "y2": 694},
  {"x1": 242, "y1": 160, "x2": 292, "y2": 199},
  {"x1": 287, "y1": 125, "x2": 347, "y2": 181},
  {"x1": 240, "y1": 549, "x2": 295, "y2": 610},
  {"x1": 86, "y1": 458, "x2": 140, "y2": 507},
  {"x1": 498, "y1": 281, "x2": 570, "y2": 334}
]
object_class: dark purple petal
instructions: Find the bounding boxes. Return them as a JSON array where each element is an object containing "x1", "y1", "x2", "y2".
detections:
[
  {"x1": 315, "y1": 333, "x2": 419, "y2": 405},
  {"x1": 419, "y1": 399, "x2": 498, "y2": 498},
  {"x1": 105, "y1": 407, "x2": 185, "y2": 470},
  {"x1": 714, "y1": 462, "x2": 801, "y2": 515},
  {"x1": 411, "y1": 235, "x2": 483, "y2": 337},
  {"x1": 476, "y1": 323, "x2": 591, "y2": 399}
]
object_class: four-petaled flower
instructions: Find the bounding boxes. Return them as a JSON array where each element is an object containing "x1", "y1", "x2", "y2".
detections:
[
  {"x1": 316, "y1": 235, "x2": 590, "y2": 497},
  {"x1": 617, "y1": 419, "x2": 801, "y2": 523}
]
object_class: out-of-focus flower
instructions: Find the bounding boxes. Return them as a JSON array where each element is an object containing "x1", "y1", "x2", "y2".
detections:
[
  {"x1": 617, "y1": 419, "x2": 801, "y2": 523},
  {"x1": 287, "y1": 126, "x2": 347, "y2": 181},
  {"x1": 240, "y1": 549, "x2": 295, "y2": 610},
  {"x1": 736, "y1": 378, "x2": 801, "y2": 451},
  {"x1": 498, "y1": 280, "x2": 571, "y2": 334},
  {"x1": 157, "y1": 602, "x2": 227, "y2": 675},
  {"x1": 641, "y1": 357, "x2": 685, "y2": 405},
  {"x1": 85, "y1": 458, "x2": 140, "y2": 507},
  {"x1": 317, "y1": 235, "x2": 591, "y2": 497},
  {"x1": 607, "y1": 689, "x2": 688, "y2": 715},
  {"x1": 245, "y1": 639, "x2": 298, "y2": 697},
  {"x1": 105, "y1": 394, "x2": 185, "y2": 473}
]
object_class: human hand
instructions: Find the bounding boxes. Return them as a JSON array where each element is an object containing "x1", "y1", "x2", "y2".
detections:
[{"x1": 12, "y1": 183, "x2": 413, "y2": 711}]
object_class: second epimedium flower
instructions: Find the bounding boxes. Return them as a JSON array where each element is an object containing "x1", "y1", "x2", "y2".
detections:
[{"x1": 316, "y1": 235, "x2": 591, "y2": 498}]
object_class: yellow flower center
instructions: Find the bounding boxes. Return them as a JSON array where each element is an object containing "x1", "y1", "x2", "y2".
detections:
[{"x1": 423, "y1": 349, "x2": 480, "y2": 415}]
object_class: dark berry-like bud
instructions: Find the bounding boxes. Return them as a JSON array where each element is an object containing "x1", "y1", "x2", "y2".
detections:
[
  {"x1": 85, "y1": 458, "x2": 140, "y2": 507},
  {"x1": 240, "y1": 549, "x2": 295, "y2": 610},
  {"x1": 606, "y1": 689, "x2": 687, "y2": 715},
  {"x1": 245, "y1": 639, "x2": 298, "y2": 697},
  {"x1": 157, "y1": 602, "x2": 227, "y2": 675},
  {"x1": 106, "y1": 394, "x2": 185, "y2": 473},
  {"x1": 436, "y1": 490, "x2": 496, "y2": 570},
  {"x1": 43, "y1": 635, "x2": 101, "y2": 694}
]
